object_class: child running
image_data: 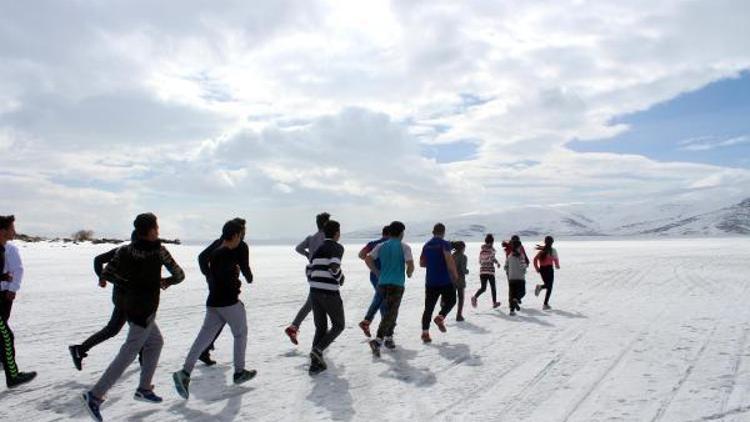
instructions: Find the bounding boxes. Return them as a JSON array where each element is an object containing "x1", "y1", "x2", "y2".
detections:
[
  {"x1": 365, "y1": 221, "x2": 414, "y2": 356},
  {"x1": 419, "y1": 223, "x2": 459, "y2": 343},
  {"x1": 451, "y1": 241, "x2": 468, "y2": 321},
  {"x1": 82, "y1": 213, "x2": 184, "y2": 422},
  {"x1": 471, "y1": 234, "x2": 501, "y2": 309},
  {"x1": 357, "y1": 225, "x2": 390, "y2": 337},
  {"x1": 534, "y1": 236, "x2": 560, "y2": 310},
  {"x1": 307, "y1": 220, "x2": 346, "y2": 375},
  {"x1": 505, "y1": 238, "x2": 528, "y2": 316},
  {"x1": 173, "y1": 220, "x2": 257, "y2": 399}
]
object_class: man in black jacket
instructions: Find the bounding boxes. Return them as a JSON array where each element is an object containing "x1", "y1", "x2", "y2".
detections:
[
  {"x1": 69, "y1": 234, "x2": 141, "y2": 371},
  {"x1": 172, "y1": 220, "x2": 256, "y2": 399},
  {"x1": 82, "y1": 213, "x2": 184, "y2": 422},
  {"x1": 195, "y1": 218, "x2": 252, "y2": 365}
]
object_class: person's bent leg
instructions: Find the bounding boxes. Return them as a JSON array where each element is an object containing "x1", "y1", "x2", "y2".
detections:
[
  {"x1": 456, "y1": 287, "x2": 465, "y2": 317},
  {"x1": 201, "y1": 324, "x2": 225, "y2": 356},
  {"x1": 183, "y1": 309, "x2": 225, "y2": 374},
  {"x1": 364, "y1": 285, "x2": 384, "y2": 321},
  {"x1": 421, "y1": 288, "x2": 440, "y2": 330},
  {"x1": 291, "y1": 294, "x2": 312, "y2": 328},
  {"x1": 91, "y1": 319, "x2": 155, "y2": 398},
  {"x1": 474, "y1": 275, "x2": 488, "y2": 298},
  {"x1": 221, "y1": 303, "x2": 248, "y2": 373},
  {"x1": 138, "y1": 322, "x2": 163, "y2": 391},
  {"x1": 438, "y1": 285, "x2": 457, "y2": 317},
  {"x1": 315, "y1": 294, "x2": 345, "y2": 352},
  {"x1": 0, "y1": 318, "x2": 19, "y2": 381},
  {"x1": 544, "y1": 279, "x2": 554, "y2": 306},
  {"x1": 81, "y1": 306, "x2": 127, "y2": 353}
]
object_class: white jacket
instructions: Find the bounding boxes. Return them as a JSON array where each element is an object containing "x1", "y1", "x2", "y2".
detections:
[{"x1": 1, "y1": 242, "x2": 24, "y2": 292}]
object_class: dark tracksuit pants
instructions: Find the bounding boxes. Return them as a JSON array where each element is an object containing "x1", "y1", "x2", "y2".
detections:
[
  {"x1": 0, "y1": 295, "x2": 13, "y2": 323},
  {"x1": 474, "y1": 274, "x2": 497, "y2": 303},
  {"x1": 509, "y1": 279, "x2": 526, "y2": 307},
  {"x1": 375, "y1": 286, "x2": 404, "y2": 339},
  {"x1": 0, "y1": 317, "x2": 20, "y2": 384},
  {"x1": 539, "y1": 266, "x2": 554, "y2": 305},
  {"x1": 310, "y1": 290, "x2": 345, "y2": 352},
  {"x1": 81, "y1": 306, "x2": 127, "y2": 353},
  {"x1": 422, "y1": 285, "x2": 457, "y2": 330}
]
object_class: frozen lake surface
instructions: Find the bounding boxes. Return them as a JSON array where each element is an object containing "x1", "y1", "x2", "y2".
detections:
[{"x1": 2, "y1": 238, "x2": 750, "y2": 421}]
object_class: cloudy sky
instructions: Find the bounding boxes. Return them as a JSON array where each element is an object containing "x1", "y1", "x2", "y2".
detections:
[{"x1": 1, "y1": 0, "x2": 749, "y2": 240}]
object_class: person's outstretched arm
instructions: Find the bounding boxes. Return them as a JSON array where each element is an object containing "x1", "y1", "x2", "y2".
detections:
[{"x1": 160, "y1": 246, "x2": 185, "y2": 289}]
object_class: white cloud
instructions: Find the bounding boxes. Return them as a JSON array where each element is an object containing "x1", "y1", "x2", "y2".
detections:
[
  {"x1": 1, "y1": 0, "x2": 750, "y2": 239},
  {"x1": 679, "y1": 135, "x2": 750, "y2": 151}
]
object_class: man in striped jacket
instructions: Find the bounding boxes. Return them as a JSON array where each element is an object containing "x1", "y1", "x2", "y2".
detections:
[{"x1": 306, "y1": 220, "x2": 345, "y2": 375}]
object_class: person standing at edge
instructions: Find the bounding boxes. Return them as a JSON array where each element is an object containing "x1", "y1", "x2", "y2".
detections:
[
  {"x1": 357, "y1": 225, "x2": 390, "y2": 337},
  {"x1": 173, "y1": 220, "x2": 257, "y2": 399},
  {"x1": 419, "y1": 223, "x2": 459, "y2": 343},
  {"x1": 307, "y1": 220, "x2": 345, "y2": 375},
  {"x1": 365, "y1": 221, "x2": 414, "y2": 356},
  {"x1": 82, "y1": 213, "x2": 184, "y2": 422},
  {"x1": 69, "y1": 233, "x2": 143, "y2": 371},
  {"x1": 0, "y1": 215, "x2": 36, "y2": 388},
  {"x1": 196, "y1": 217, "x2": 253, "y2": 366},
  {"x1": 285, "y1": 212, "x2": 330, "y2": 346}
]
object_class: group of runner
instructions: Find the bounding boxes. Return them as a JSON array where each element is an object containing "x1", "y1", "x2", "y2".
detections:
[{"x1": 0, "y1": 212, "x2": 560, "y2": 422}]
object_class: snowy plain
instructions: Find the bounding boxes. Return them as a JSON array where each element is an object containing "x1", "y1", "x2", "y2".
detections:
[{"x1": 1, "y1": 238, "x2": 750, "y2": 421}]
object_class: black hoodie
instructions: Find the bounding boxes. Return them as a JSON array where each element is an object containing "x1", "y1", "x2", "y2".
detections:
[{"x1": 101, "y1": 238, "x2": 184, "y2": 326}]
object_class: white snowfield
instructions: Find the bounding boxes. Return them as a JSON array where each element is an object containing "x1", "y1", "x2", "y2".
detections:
[{"x1": 2, "y1": 238, "x2": 749, "y2": 421}]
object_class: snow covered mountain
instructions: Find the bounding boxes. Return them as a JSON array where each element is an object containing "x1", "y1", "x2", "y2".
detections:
[{"x1": 347, "y1": 197, "x2": 750, "y2": 239}]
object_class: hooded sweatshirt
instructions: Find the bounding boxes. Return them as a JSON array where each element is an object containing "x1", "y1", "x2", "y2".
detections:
[{"x1": 478, "y1": 244, "x2": 498, "y2": 275}]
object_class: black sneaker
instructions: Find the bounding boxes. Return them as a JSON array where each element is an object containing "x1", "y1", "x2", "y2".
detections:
[
  {"x1": 233, "y1": 369, "x2": 257, "y2": 384},
  {"x1": 199, "y1": 351, "x2": 216, "y2": 366},
  {"x1": 6, "y1": 371, "x2": 37, "y2": 388},
  {"x1": 81, "y1": 391, "x2": 103, "y2": 422},
  {"x1": 309, "y1": 349, "x2": 327, "y2": 375},
  {"x1": 69, "y1": 345, "x2": 86, "y2": 371},
  {"x1": 369, "y1": 339, "x2": 381, "y2": 357},
  {"x1": 384, "y1": 337, "x2": 396, "y2": 349}
]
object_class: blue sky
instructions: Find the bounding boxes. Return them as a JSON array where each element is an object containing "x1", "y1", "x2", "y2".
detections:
[{"x1": 569, "y1": 71, "x2": 750, "y2": 168}]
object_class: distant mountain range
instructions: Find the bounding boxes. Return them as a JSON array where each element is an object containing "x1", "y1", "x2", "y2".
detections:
[{"x1": 347, "y1": 197, "x2": 750, "y2": 240}]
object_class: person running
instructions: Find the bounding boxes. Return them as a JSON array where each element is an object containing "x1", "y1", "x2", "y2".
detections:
[
  {"x1": 0, "y1": 215, "x2": 36, "y2": 388},
  {"x1": 502, "y1": 235, "x2": 530, "y2": 265},
  {"x1": 82, "y1": 213, "x2": 184, "y2": 422},
  {"x1": 534, "y1": 236, "x2": 560, "y2": 310},
  {"x1": 357, "y1": 225, "x2": 390, "y2": 337},
  {"x1": 365, "y1": 221, "x2": 414, "y2": 356},
  {"x1": 419, "y1": 223, "x2": 459, "y2": 343},
  {"x1": 285, "y1": 212, "x2": 330, "y2": 346},
  {"x1": 69, "y1": 233, "x2": 143, "y2": 371},
  {"x1": 452, "y1": 241, "x2": 469, "y2": 321},
  {"x1": 196, "y1": 217, "x2": 253, "y2": 366},
  {"x1": 173, "y1": 220, "x2": 257, "y2": 398},
  {"x1": 505, "y1": 239, "x2": 528, "y2": 316},
  {"x1": 471, "y1": 234, "x2": 501, "y2": 309},
  {"x1": 307, "y1": 220, "x2": 345, "y2": 375}
]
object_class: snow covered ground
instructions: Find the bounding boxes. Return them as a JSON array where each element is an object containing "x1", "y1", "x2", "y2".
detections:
[{"x1": 2, "y1": 238, "x2": 750, "y2": 421}]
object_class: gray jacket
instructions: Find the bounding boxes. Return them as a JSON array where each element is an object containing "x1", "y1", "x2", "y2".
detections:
[{"x1": 504, "y1": 253, "x2": 527, "y2": 281}]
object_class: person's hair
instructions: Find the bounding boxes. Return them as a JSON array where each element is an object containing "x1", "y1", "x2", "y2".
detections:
[
  {"x1": 510, "y1": 238, "x2": 522, "y2": 257},
  {"x1": 540, "y1": 235, "x2": 554, "y2": 259},
  {"x1": 222, "y1": 220, "x2": 244, "y2": 241},
  {"x1": 484, "y1": 234, "x2": 494, "y2": 245},
  {"x1": 316, "y1": 212, "x2": 331, "y2": 230},
  {"x1": 381, "y1": 225, "x2": 391, "y2": 237},
  {"x1": 452, "y1": 240, "x2": 466, "y2": 252},
  {"x1": 510, "y1": 234, "x2": 520, "y2": 242},
  {"x1": 433, "y1": 223, "x2": 446, "y2": 236},
  {"x1": 388, "y1": 221, "x2": 405, "y2": 237},
  {"x1": 133, "y1": 213, "x2": 158, "y2": 237},
  {"x1": 0, "y1": 215, "x2": 15, "y2": 231},
  {"x1": 323, "y1": 220, "x2": 340, "y2": 238},
  {"x1": 231, "y1": 217, "x2": 246, "y2": 228}
]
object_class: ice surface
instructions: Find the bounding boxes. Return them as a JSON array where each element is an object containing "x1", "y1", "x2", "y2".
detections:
[{"x1": 2, "y1": 238, "x2": 750, "y2": 421}]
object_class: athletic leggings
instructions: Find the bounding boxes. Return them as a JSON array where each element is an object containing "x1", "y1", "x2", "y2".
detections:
[
  {"x1": 422, "y1": 285, "x2": 457, "y2": 330},
  {"x1": 0, "y1": 317, "x2": 19, "y2": 382},
  {"x1": 539, "y1": 266, "x2": 554, "y2": 305},
  {"x1": 474, "y1": 274, "x2": 497, "y2": 303},
  {"x1": 508, "y1": 279, "x2": 526, "y2": 307},
  {"x1": 456, "y1": 287, "x2": 465, "y2": 317}
]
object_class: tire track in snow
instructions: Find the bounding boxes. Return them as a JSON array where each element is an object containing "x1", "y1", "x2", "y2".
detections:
[
  {"x1": 719, "y1": 323, "x2": 749, "y2": 415},
  {"x1": 649, "y1": 324, "x2": 719, "y2": 422}
]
